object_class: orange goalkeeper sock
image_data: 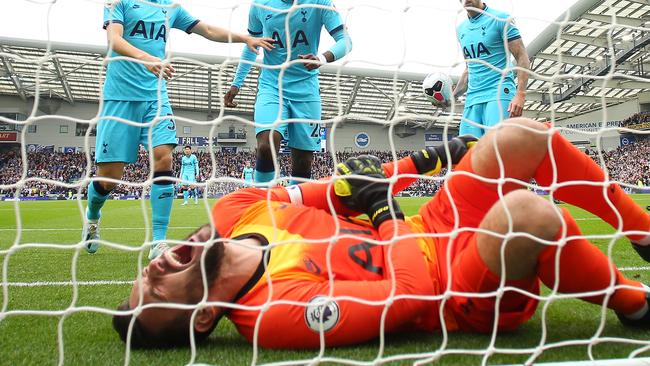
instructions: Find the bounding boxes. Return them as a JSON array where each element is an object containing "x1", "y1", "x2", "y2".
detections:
[
  {"x1": 534, "y1": 130, "x2": 650, "y2": 244},
  {"x1": 537, "y1": 209, "x2": 647, "y2": 316}
]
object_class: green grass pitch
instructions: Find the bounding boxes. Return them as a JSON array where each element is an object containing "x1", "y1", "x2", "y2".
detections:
[{"x1": 1, "y1": 196, "x2": 650, "y2": 365}]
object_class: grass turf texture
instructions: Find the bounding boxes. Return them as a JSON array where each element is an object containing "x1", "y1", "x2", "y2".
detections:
[{"x1": 1, "y1": 197, "x2": 650, "y2": 365}]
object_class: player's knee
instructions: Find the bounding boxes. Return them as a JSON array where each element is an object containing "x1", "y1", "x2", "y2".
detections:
[
  {"x1": 99, "y1": 181, "x2": 117, "y2": 192},
  {"x1": 499, "y1": 118, "x2": 548, "y2": 150},
  {"x1": 256, "y1": 142, "x2": 275, "y2": 161},
  {"x1": 154, "y1": 153, "x2": 173, "y2": 172},
  {"x1": 501, "y1": 190, "x2": 561, "y2": 241},
  {"x1": 292, "y1": 154, "x2": 313, "y2": 173}
]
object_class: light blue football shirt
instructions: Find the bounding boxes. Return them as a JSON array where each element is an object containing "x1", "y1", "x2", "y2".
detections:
[
  {"x1": 233, "y1": 0, "x2": 345, "y2": 101},
  {"x1": 181, "y1": 154, "x2": 198, "y2": 177},
  {"x1": 457, "y1": 5, "x2": 520, "y2": 106},
  {"x1": 243, "y1": 167, "x2": 254, "y2": 181},
  {"x1": 103, "y1": 0, "x2": 199, "y2": 101}
]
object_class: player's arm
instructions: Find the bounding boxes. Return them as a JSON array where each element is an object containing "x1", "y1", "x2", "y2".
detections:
[
  {"x1": 299, "y1": 0, "x2": 353, "y2": 70},
  {"x1": 190, "y1": 22, "x2": 274, "y2": 54},
  {"x1": 213, "y1": 137, "x2": 476, "y2": 226},
  {"x1": 194, "y1": 156, "x2": 199, "y2": 179},
  {"x1": 507, "y1": 37, "x2": 530, "y2": 118},
  {"x1": 502, "y1": 16, "x2": 529, "y2": 118},
  {"x1": 225, "y1": 5, "x2": 264, "y2": 108},
  {"x1": 267, "y1": 137, "x2": 477, "y2": 213},
  {"x1": 452, "y1": 66, "x2": 468, "y2": 100},
  {"x1": 251, "y1": 219, "x2": 435, "y2": 348},
  {"x1": 104, "y1": 22, "x2": 173, "y2": 80}
]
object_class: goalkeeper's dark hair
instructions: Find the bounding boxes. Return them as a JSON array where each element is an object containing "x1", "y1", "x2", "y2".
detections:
[
  {"x1": 184, "y1": 145, "x2": 192, "y2": 150},
  {"x1": 112, "y1": 302, "x2": 219, "y2": 349}
]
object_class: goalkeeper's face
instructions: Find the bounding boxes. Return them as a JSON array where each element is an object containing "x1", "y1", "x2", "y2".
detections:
[{"x1": 120, "y1": 225, "x2": 224, "y2": 347}]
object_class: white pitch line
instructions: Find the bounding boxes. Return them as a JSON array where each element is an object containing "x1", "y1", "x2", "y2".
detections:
[
  {"x1": 3, "y1": 268, "x2": 649, "y2": 288},
  {"x1": 0, "y1": 220, "x2": 606, "y2": 231},
  {"x1": 0, "y1": 226, "x2": 198, "y2": 232},
  {"x1": 3, "y1": 280, "x2": 132, "y2": 287},
  {"x1": 619, "y1": 266, "x2": 650, "y2": 272}
]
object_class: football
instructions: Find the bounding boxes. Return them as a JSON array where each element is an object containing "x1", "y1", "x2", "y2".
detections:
[{"x1": 422, "y1": 72, "x2": 453, "y2": 107}]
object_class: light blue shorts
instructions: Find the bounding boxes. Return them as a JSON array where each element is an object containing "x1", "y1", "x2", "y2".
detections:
[
  {"x1": 95, "y1": 100, "x2": 177, "y2": 164},
  {"x1": 459, "y1": 99, "x2": 512, "y2": 138},
  {"x1": 181, "y1": 173, "x2": 196, "y2": 185},
  {"x1": 254, "y1": 93, "x2": 321, "y2": 152}
]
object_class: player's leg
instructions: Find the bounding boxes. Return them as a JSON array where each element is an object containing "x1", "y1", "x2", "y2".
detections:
[
  {"x1": 254, "y1": 94, "x2": 289, "y2": 183},
  {"x1": 193, "y1": 185, "x2": 199, "y2": 204},
  {"x1": 182, "y1": 182, "x2": 189, "y2": 205},
  {"x1": 530, "y1": 124, "x2": 650, "y2": 251},
  {"x1": 463, "y1": 190, "x2": 648, "y2": 330},
  {"x1": 459, "y1": 103, "x2": 486, "y2": 138},
  {"x1": 464, "y1": 117, "x2": 650, "y2": 249},
  {"x1": 181, "y1": 173, "x2": 195, "y2": 205},
  {"x1": 85, "y1": 100, "x2": 141, "y2": 253},
  {"x1": 143, "y1": 101, "x2": 177, "y2": 259},
  {"x1": 286, "y1": 99, "x2": 321, "y2": 185}
]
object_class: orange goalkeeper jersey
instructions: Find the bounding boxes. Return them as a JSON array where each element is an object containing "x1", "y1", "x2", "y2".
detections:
[{"x1": 212, "y1": 185, "x2": 444, "y2": 349}]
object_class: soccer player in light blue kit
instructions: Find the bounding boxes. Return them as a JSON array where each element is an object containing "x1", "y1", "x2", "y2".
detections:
[
  {"x1": 179, "y1": 145, "x2": 199, "y2": 205},
  {"x1": 241, "y1": 161, "x2": 254, "y2": 187},
  {"x1": 453, "y1": 0, "x2": 530, "y2": 138},
  {"x1": 83, "y1": 0, "x2": 273, "y2": 260},
  {"x1": 224, "y1": 0, "x2": 352, "y2": 185}
]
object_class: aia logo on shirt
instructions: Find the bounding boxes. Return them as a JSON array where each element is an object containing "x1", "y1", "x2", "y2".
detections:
[
  {"x1": 130, "y1": 21, "x2": 167, "y2": 41},
  {"x1": 270, "y1": 30, "x2": 309, "y2": 49},
  {"x1": 304, "y1": 296, "x2": 340, "y2": 332},
  {"x1": 463, "y1": 42, "x2": 491, "y2": 59}
]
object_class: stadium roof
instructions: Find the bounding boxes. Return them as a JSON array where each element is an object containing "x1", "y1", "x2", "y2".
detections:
[
  {"x1": 0, "y1": 36, "x2": 457, "y2": 128},
  {"x1": 0, "y1": 0, "x2": 647, "y2": 128},
  {"x1": 525, "y1": 0, "x2": 650, "y2": 119}
]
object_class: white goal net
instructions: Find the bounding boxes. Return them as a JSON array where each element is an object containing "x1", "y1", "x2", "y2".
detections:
[{"x1": 0, "y1": 0, "x2": 649, "y2": 365}]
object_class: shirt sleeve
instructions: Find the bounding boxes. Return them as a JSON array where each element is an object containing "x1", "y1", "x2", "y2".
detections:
[
  {"x1": 320, "y1": 0, "x2": 344, "y2": 36},
  {"x1": 194, "y1": 156, "x2": 199, "y2": 174},
  {"x1": 172, "y1": 4, "x2": 200, "y2": 34},
  {"x1": 320, "y1": 1, "x2": 352, "y2": 61},
  {"x1": 103, "y1": 0, "x2": 126, "y2": 29},
  {"x1": 247, "y1": 2, "x2": 263, "y2": 36},
  {"x1": 237, "y1": 220, "x2": 436, "y2": 348},
  {"x1": 232, "y1": 5, "x2": 263, "y2": 88},
  {"x1": 501, "y1": 14, "x2": 521, "y2": 42}
]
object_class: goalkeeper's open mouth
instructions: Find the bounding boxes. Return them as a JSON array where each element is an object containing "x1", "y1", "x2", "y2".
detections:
[{"x1": 160, "y1": 244, "x2": 198, "y2": 270}]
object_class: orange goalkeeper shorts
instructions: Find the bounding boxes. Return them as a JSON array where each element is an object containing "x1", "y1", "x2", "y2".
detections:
[{"x1": 419, "y1": 149, "x2": 540, "y2": 333}]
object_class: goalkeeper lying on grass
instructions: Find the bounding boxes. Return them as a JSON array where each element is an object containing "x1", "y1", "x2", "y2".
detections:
[{"x1": 113, "y1": 118, "x2": 650, "y2": 349}]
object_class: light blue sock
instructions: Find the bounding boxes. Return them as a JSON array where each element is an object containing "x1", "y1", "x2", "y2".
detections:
[
  {"x1": 150, "y1": 182, "x2": 174, "y2": 242},
  {"x1": 183, "y1": 189, "x2": 188, "y2": 203},
  {"x1": 255, "y1": 170, "x2": 275, "y2": 183},
  {"x1": 193, "y1": 188, "x2": 199, "y2": 203},
  {"x1": 87, "y1": 181, "x2": 110, "y2": 221}
]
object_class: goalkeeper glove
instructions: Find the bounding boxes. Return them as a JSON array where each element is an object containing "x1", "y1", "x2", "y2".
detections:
[
  {"x1": 411, "y1": 135, "x2": 478, "y2": 176},
  {"x1": 334, "y1": 155, "x2": 404, "y2": 228}
]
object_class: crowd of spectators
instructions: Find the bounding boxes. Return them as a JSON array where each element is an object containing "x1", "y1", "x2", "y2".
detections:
[
  {"x1": 0, "y1": 147, "x2": 446, "y2": 198},
  {"x1": 619, "y1": 112, "x2": 650, "y2": 129},
  {"x1": 2, "y1": 135, "x2": 648, "y2": 199},
  {"x1": 586, "y1": 136, "x2": 650, "y2": 187}
]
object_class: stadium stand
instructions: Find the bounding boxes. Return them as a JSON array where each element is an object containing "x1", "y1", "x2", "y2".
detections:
[{"x1": 2, "y1": 130, "x2": 648, "y2": 199}]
